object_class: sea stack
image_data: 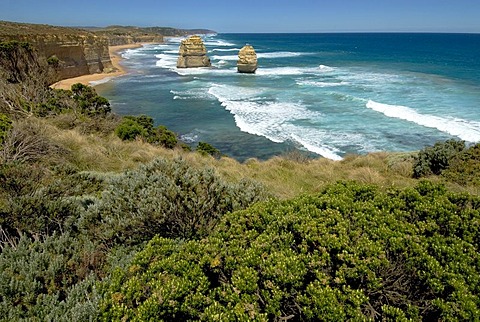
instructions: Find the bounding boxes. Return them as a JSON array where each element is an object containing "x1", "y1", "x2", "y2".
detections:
[
  {"x1": 177, "y1": 35, "x2": 211, "y2": 68},
  {"x1": 237, "y1": 45, "x2": 258, "y2": 73}
]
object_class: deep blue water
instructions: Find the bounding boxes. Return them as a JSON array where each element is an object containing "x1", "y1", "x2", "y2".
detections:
[{"x1": 96, "y1": 33, "x2": 480, "y2": 161}]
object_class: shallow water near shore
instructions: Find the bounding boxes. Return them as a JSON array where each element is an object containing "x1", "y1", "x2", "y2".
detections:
[{"x1": 97, "y1": 33, "x2": 480, "y2": 161}]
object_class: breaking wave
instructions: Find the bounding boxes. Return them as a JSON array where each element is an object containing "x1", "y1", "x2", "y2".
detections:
[{"x1": 366, "y1": 100, "x2": 480, "y2": 142}]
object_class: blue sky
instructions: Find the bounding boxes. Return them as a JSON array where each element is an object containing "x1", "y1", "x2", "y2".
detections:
[{"x1": 1, "y1": 0, "x2": 479, "y2": 33}]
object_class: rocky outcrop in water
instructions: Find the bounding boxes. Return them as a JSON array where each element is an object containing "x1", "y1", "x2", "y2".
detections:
[
  {"x1": 176, "y1": 35, "x2": 211, "y2": 68},
  {"x1": 237, "y1": 45, "x2": 257, "y2": 73}
]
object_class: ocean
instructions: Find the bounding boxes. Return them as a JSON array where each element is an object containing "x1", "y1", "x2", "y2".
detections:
[{"x1": 95, "y1": 33, "x2": 480, "y2": 161}]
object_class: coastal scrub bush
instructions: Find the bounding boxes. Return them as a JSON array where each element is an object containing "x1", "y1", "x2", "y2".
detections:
[
  {"x1": 153, "y1": 125, "x2": 177, "y2": 148},
  {"x1": 71, "y1": 83, "x2": 111, "y2": 116},
  {"x1": 79, "y1": 158, "x2": 268, "y2": 246},
  {"x1": 197, "y1": 141, "x2": 220, "y2": 157},
  {"x1": 412, "y1": 139, "x2": 466, "y2": 178},
  {"x1": 99, "y1": 181, "x2": 480, "y2": 321},
  {"x1": 0, "y1": 113, "x2": 12, "y2": 144},
  {"x1": 114, "y1": 117, "x2": 147, "y2": 141},
  {"x1": 46, "y1": 55, "x2": 60, "y2": 68},
  {"x1": 0, "y1": 234, "x2": 102, "y2": 321},
  {"x1": 115, "y1": 115, "x2": 178, "y2": 148},
  {"x1": 442, "y1": 143, "x2": 480, "y2": 186}
]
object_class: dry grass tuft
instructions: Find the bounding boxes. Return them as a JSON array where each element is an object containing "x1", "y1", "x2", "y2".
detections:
[{"x1": 37, "y1": 116, "x2": 477, "y2": 199}]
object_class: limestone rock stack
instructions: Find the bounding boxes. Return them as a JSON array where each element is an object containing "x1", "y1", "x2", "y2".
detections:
[
  {"x1": 237, "y1": 45, "x2": 257, "y2": 73},
  {"x1": 177, "y1": 35, "x2": 211, "y2": 68}
]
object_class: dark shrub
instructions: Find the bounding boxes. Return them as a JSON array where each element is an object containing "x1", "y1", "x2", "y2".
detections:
[
  {"x1": 114, "y1": 118, "x2": 146, "y2": 141},
  {"x1": 412, "y1": 139, "x2": 465, "y2": 178},
  {"x1": 79, "y1": 158, "x2": 268, "y2": 246},
  {"x1": 442, "y1": 143, "x2": 480, "y2": 186},
  {"x1": 196, "y1": 141, "x2": 220, "y2": 157},
  {"x1": 100, "y1": 181, "x2": 480, "y2": 321}
]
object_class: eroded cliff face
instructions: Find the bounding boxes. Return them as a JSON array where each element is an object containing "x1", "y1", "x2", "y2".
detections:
[
  {"x1": 101, "y1": 35, "x2": 164, "y2": 46},
  {"x1": 1, "y1": 34, "x2": 114, "y2": 81},
  {"x1": 177, "y1": 35, "x2": 211, "y2": 68},
  {"x1": 0, "y1": 21, "x2": 115, "y2": 82}
]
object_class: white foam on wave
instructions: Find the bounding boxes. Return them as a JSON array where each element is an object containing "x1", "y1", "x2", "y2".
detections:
[
  {"x1": 215, "y1": 60, "x2": 228, "y2": 67},
  {"x1": 256, "y1": 65, "x2": 334, "y2": 77},
  {"x1": 297, "y1": 80, "x2": 349, "y2": 87},
  {"x1": 366, "y1": 100, "x2": 480, "y2": 142},
  {"x1": 170, "y1": 89, "x2": 215, "y2": 101},
  {"x1": 208, "y1": 84, "x2": 343, "y2": 160},
  {"x1": 174, "y1": 67, "x2": 235, "y2": 76},
  {"x1": 164, "y1": 37, "x2": 184, "y2": 44},
  {"x1": 155, "y1": 53, "x2": 178, "y2": 69},
  {"x1": 211, "y1": 51, "x2": 306, "y2": 62},
  {"x1": 319, "y1": 64, "x2": 335, "y2": 72},
  {"x1": 257, "y1": 51, "x2": 305, "y2": 59},
  {"x1": 121, "y1": 48, "x2": 148, "y2": 59},
  {"x1": 211, "y1": 48, "x2": 241, "y2": 52},
  {"x1": 204, "y1": 40, "x2": 236, "y2": 47},
  {"x1": 89, "y1": 77, "x2": 113, "y2": 86},
  {"x1": 290, "y1": 134, "x2": 343, "y2": 161},
  {"x1": 211, "y1": 54, "x2": 238, "y2": 61}
]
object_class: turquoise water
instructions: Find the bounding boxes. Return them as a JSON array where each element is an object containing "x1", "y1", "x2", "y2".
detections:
[{"x1": 96, "y1": 33, "x2": 480, "y2": 161}]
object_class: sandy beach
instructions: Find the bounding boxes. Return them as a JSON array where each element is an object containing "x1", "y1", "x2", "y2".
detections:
[{"x1": 50, "y1": 43, "x2": 149, "y2": 90}]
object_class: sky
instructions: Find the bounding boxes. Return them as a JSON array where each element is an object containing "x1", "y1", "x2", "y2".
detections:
[{"x1": 1, "y1": 0, "x2": 479, "y2": 33}]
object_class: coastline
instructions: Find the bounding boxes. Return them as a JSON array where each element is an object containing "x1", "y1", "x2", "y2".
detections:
[{"x1": 50, "y1": 43, "x2": 151, "y2": 90}]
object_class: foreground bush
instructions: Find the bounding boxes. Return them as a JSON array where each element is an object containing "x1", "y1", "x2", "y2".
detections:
[
  {"x1": 115, "y1": 115, "x2": 177, "y2": 148},
  {"x1": 100, "y1": 181, "x2": 480, "y2": 321},
  {"x1": 0, "y1": 234, "x2": 102, "y2": 321},
  {"x1": 442, "y1": 143, "x2": 480, "y2": 186},
  {"x1": 80, "y1": 158, "x2": 268, "y2": 246},
  {"x1": 412, "y1": 139, "x2": 465, "y2": 178}
]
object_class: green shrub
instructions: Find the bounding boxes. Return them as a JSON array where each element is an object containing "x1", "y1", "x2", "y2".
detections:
[
  {"x1": 99, "y1": 181, "x2": 480, "y2": 321},
  {"x1": 412, "y1": 139, "x2": 465, "y2": 178},
  {"x1": 154, "y1": 125, "x2": 177, "y2": 148},
  {"x1": 0, "y1": 113, "x2": 12, "y2": 144},
  {"x1": 71, "y1": 83, "x2": 111, "y2": 116},
  {"x1": 127, "y1": 114, "x2": 154, "y2": 135},
  {"x1": 197, "y1": 141, "x2": 220, "y2": 157},
  {"x1": 442, "y1": 143, "x2": 480, "y2": 186},
  {"x1": 114, "y1": 118, "x2": 147, "y2": 141},
  {"x1": 115, "y1": 115, "x2": 178, "y2": 148},
  {"x1": 46, "y1": 55, "x2": 60, "y2": 68},
  {"x1": 0, "y1": 234, "x2": 102, "y2": 321},
  {"x1": 79, "y1": 158, "x2": 268, "y2": 246}
]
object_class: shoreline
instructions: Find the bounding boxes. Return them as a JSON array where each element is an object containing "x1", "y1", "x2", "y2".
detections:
[{"x1": 50, "y1": 43, "x2": 154, "y2": 90}]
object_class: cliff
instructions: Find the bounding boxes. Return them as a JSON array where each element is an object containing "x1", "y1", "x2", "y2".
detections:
[
  {"x1": 91, "y1": 26, "x2": 164, "y2": 46},
  {"x1": 0, "y1": 21, "x2": 216, "y2": 82},
  {"x1": 177, "y1": 35, "x2": 211, "y2": 68},
  {"x1": 89, "y1": 26, "x2": 216, "y2": 46},
  {"x1": 0, "y1": 21, "x2": 114, "y2": 82}
]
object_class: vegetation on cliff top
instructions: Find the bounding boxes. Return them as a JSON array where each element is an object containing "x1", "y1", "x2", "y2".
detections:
[
  {"x1": 1, "y1": 35, "x2": 479, "y2": 321},
  {"x1": 0, "y1": 20, "x2": 214, "y2": 39},
  {"x1": 90, "y1": 25, "x2": 215, "y2": 38}
]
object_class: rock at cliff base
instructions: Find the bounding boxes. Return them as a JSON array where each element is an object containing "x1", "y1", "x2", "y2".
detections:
[
  {"x1": 177, "y1": 35, "x2": 211, "y2": 68},
  {"x1": 237, "y1": 45, "x2": 257, "y2": 73}
]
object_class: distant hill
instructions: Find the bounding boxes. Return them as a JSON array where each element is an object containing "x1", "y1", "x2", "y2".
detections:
[
  {"x1": 88, "y1": 25, "x2": 216, "y2": 37},
  {"x1": 0, "y1": 21, "x2": 216, "y2": 38},
  {"x1": 0, "y1": 20, "x2": 92, "y2": 36},
  {"x1": 87, "y1": 25, "x2": 216, "y2": 46}
]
